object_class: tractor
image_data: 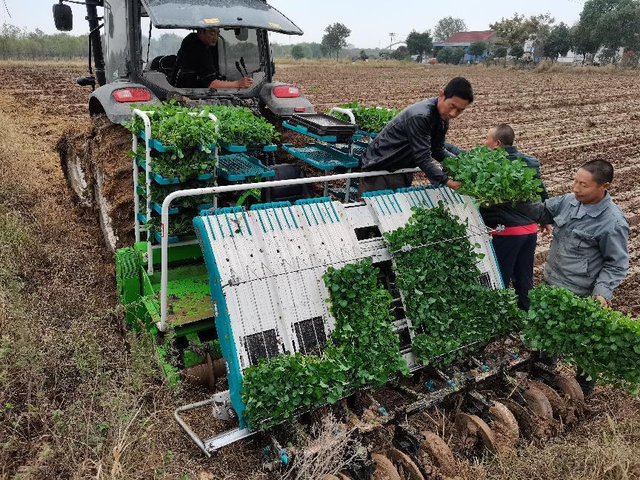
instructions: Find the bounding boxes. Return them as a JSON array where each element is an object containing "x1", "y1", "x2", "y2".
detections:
[
  {"x1": 53, "y1": 0, "x2": 314, "y2": 252},
  {"x1": 53, "y1": 2, "x2": 587, "y2": 474}
]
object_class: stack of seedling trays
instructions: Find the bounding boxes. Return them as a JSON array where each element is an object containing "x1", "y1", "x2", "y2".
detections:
[
  {"x1": 282, "y1": 114, "x2": 361, "y2": 171},
  {"x1": 284, "y1": 113, "x2": 358, "y2": 144},
  {"x1": 208, "y1": 105, "x2": 280, "y2": 177},
  {"x1": 134, "y1": 144, "x2": 219, "y2": 244}
]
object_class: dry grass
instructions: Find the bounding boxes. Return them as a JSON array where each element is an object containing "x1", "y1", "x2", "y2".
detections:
[{"x1": 282, "y1": 414, "x2": 363, "y2": 480}]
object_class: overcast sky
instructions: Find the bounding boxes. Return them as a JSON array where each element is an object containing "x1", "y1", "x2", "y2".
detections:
[{"x1": 3, "y1": 0, "x2": 586, "y2": 48}]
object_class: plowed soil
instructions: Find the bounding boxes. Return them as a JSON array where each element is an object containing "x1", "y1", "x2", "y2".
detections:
[{"x1": 0, "y1": 60, "x2": 639, "y2": 479}]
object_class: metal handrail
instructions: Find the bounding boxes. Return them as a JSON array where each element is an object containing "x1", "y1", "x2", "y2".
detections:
[{"x1": 158, "y1": 168, "x2": 421, "y2": 331}]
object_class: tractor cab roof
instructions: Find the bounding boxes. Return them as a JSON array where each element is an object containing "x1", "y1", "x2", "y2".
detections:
[{"x1": 140, "y1": 0, "x2": 303, "y2": 35}]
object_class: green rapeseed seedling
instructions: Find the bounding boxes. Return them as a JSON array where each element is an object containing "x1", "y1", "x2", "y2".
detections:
[{"x1": 442, "y1": 146, "x2": 543, "y2": 204}]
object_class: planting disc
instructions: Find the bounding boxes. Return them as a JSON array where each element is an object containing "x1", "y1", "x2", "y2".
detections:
[
  {"x1": 499, "y1": 398, "x2": 535, "y2": 439},
  {"x1": 386, "y1": 448, "x2": 425, "y2": 480},
  {"x1": 372, "y1": 453, "x2": 401, "y2": 480},
  {"x1": 554, "y1": 374, "x2": 585, "y2": 404},
  {"x1": 523, "y1": 386, "x2": 554, "y2": 420},
  {"x1": 529, "y1": 380, "x2": 568, "y2": 420},
  {"x1": 488, "y1": 401, "x2": 520, "y2": 444},
  {"x1": 420, "y1": 431, "x2": 457, "y2": 477},
  {"x1": 337, "y1": 474, "x2": 352, "y2": 480},
  {"x1": 456, "y1": 413, "x2": 498, "y2": 455}
]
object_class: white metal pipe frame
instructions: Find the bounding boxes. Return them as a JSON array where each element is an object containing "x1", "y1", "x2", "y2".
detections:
[{"x1": 158, "y1": 168, "x2": 422, "y2": 332}]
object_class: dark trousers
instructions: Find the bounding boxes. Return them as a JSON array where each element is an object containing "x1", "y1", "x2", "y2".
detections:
[{"x1": 491, "y1": 233, "x2": 537, "y2": 311}]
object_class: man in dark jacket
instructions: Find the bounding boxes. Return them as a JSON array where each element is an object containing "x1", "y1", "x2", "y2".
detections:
[
  {"x1": 358, "y1": 77, "x2": 473, "y2": 195},
  {"x1": 480, "y1": 124, "x2": 548, "y2": 310},
  {"x1": 173, "y1": 28, "x2": 254, "y2": 89}
]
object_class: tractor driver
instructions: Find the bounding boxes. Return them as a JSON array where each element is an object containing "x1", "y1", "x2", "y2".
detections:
[{"x1": 173, "y1": 27, "x2": 254, "y2": 89}]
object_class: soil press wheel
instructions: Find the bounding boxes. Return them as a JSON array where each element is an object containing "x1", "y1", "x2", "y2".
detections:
[
  {"x1": 488, "y1": 401, "x2": 520, "y2": 446},
  {"x1": 420, "y1": 431, "x2": 457, "y2": 477},
  {"x1": 528, "y1": 380, "x2": 569, "y2": 420},
  {"x1": 372, "y1": 453, "x2": 401, "y2": 480},
  {"x1": 554, "y1": 374, "x2": 585, "y2": 404},
  {"x1": 386, "y1": 448, "x2": 425, "y2": 480},
  {"x1": 456, "y1": 413, "x2": 498, "y2": 455},
  {"x1": 522, "y1": 385, "x2": 554, "y2": 420}
]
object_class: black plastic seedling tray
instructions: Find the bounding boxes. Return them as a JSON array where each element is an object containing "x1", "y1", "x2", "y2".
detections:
[{"x1": 289, "y1": 113, "x2": 356, "y2": 142}]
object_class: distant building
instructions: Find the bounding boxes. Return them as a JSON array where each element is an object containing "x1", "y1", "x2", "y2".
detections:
[{"x1": 433, "y1": 31, "x2": 497, "y2": 62}]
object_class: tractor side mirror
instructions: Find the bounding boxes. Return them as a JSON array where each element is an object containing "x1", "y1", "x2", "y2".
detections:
[{"x1": 53, "y1": 3, "x2": 73, "y2": 31}]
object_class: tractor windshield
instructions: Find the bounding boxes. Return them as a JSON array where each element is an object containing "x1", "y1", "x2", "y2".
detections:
[
  {"x1": 141, "y1": 19, "x2": 267, "y2": 94},
  {"x1": 143, "y1": 26, "x2": 262, "y2": 81}
]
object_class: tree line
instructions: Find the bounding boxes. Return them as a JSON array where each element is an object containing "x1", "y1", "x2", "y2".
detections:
[
  {"x1": 405, "y1": 0, "x2": 639, "y2": 65},
  {"x1": 290, "y1": 0, "x2": 639, "y2": 66},
  {"x1": 1, "y1": 0, "x2": 637, "y2": 65},
  {"x1": 0, "y1": 24, "x2": 88, "y2": 60}
]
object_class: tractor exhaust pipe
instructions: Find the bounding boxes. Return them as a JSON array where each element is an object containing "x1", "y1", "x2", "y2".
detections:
[{"x1": 86, "y1": 2, "x2": 106, "y2": 86}]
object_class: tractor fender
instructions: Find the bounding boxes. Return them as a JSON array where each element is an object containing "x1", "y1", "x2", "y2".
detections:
[
  {"x1": 89, "y1": 82, "x2": 161, "y2": 124},
  {"x1": 259, "y1": 82, "x2": 315, "y2": 119}
]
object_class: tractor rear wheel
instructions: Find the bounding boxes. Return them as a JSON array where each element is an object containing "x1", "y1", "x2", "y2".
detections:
[{"x1": 57, "y1": 115, "x2": 134, "y2": 252}]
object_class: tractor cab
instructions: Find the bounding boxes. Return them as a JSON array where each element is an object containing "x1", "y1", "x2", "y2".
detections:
[{"x1": 53, "y1": 0, "x2": 314, "y2": 123}]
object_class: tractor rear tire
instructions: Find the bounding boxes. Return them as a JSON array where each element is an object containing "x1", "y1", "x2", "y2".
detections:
[{"x1": 57, "y1": 115, "x2": 134, "y2": 252}]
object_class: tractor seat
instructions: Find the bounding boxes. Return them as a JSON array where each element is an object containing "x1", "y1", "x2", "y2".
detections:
[{"x1": 149, "y1": 55, "x2": 177, "y2": 76}]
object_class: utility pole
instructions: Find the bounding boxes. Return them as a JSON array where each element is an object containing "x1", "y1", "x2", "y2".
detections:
[{"x1": 389, "y1": 32, "x2": 396, "y2": 50}]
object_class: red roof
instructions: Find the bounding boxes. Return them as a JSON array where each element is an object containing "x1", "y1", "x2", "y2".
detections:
[{"x1": 444, "y1": 31, "x2": 495, "y2": 43}]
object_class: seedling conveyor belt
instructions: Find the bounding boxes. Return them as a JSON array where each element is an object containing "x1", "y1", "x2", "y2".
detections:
[{"x1": 192, "y1": 186, "x2": 503, "y2": 435}]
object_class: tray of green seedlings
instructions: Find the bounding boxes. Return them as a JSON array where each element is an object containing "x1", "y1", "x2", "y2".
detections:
[
  {"x1": 135, "y1": 148, "x2": 218, "y2": 185},
  {"x1": 206, "y1": 105, "x2": 279, "y2": 153},
  {"x1": 442, "y1": 146, "x2": 543, "y2": 205},
  {"x1": 123, "y1": 101, "x2": 220, "y2": 154},
  {"x1": 146, "y1": 214, "x2": 197, "y2": 244},
  {"x1": 330, "y1": 101, "x2": 399, "y2": 137},
  {"x1": 137, "y1": 175, "x2": 218, "y2": 215}
]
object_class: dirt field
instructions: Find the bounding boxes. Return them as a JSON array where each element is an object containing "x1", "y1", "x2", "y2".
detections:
[{"x1": 0, "y1": 60, "x2": 639, "y2": 479}]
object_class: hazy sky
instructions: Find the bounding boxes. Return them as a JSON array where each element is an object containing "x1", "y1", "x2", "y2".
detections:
[{"x1": 3, "y1": 0, "x2": 586, "y2": 48}]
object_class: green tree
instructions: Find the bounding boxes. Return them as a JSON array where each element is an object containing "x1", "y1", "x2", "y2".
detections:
[
  {"x1": 434, "y1": 17, "x2": 468, "y2": 42},
  {"x1": 492, "y1": 45, "x2": 508, "y2": 58},
  {"x1": 290, "y1": 44, "x2": 305, "y2": 59},
  {"x1": 544, "y1": 22, "x2": 573, "y2": 60},
  {"x1": 571, "y1": 23, "x2": 601, "y2": 62},
  {"x1": 406, "y1": 30, "x2": 433, "y2": 57},
  {"x1": 490, "y1": 13, "x2": 554, "y2": 51},
  {"x1": 321, "y1": 23, "x2": 351, "y2": 60},
  {"x1": 468, "y1": 41, "x2": 488, "y2": 60},
  {"x1": 437, "y1": 47, "x2": 465, "y2": 64},
  {"x1": 391, "y1": 45, "x2": 410, "y2": 60},
  {"x1": 359, "y1": 49, "x2": 369, "y2": 61},
  {"x1": 578, "y1": 0, "x2": 640, "y2": 52},
  {"x1": 509, "y1": 44, "x2": 525, "y2": 59}
]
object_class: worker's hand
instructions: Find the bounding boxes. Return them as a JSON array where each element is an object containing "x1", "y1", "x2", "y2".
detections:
[
  {"x1": 236, "y1": 77, "x2": 254, "y2": 89},
  {"x1": 446, "y1": 179, "x2": 462, "y2": 190},
  {"x1": 539, "y1": 224, "x2": 553, "y2": 237},
  {"x1": 593, "y1": 295, "x2": 608, "y2": 308}
]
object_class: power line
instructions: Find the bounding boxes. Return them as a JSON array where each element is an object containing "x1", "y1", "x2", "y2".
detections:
[{"x1": 2, "y1": 0, "x2": 11, "y2": 19}]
